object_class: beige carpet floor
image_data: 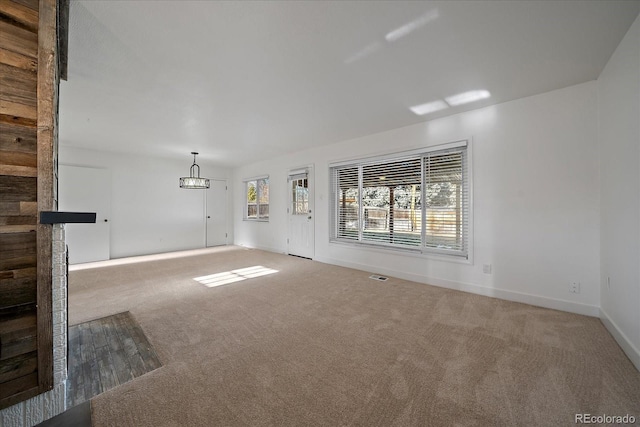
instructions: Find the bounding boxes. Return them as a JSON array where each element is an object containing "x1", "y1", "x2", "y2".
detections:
[{"x1": 68, "y1": 246, "x2": 640, "y2": 426}]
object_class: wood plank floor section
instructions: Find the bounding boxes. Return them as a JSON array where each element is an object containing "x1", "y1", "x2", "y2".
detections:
[{"x1": 67, "y1": 312, "x2": 161, "y2": 408}]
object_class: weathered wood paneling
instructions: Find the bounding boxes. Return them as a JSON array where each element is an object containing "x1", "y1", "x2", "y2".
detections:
[
  {"x1": 0, "y1": 201, "x2": 39, "y2": 217},
  {"x1": 0, "y1": 165, "x2": 37, "y2": 177},
  {"x1": 0, "y1": 225, "x2": 37, "y2": 233},
  {"x1": 0, "y1": 150, "x2": 38, "y2": 177},
  {"x1": 0, "y1": 232, "x2": 36, "y2": 257},
  {"x1": 0, "y1": 175, "x2": 37, "y2": 202},
  {"x1": 0, "y1": 0, "x2": 44, "y2": 410},
  {"x1": 0, "y1": 116, "x2": 37, "y2": 154},
  {"x1": 0, "y1": 352, "x2": 37, "y2": 383},
  {"x1": 20, "y1": 201, "x2": 37, "y2": 215},
  {"x1": 0, "y1": 112, "x2": 36, "y2": 128},
  {"x1": 0, "y1": 305, "x2": 36, "y2": 334},
  {"x1": 0, "y1": 20, "x2": 37, "y2": 58},
  {"x1": 0, "y1": 62, "x2": 37, "y2": 107},
  {"x1": 0, "y1": 149, "x2": 37, "y2": 176},
  {"x1": 0, "y1": 118, "x2": 38, "y2": 154},
  {"x1": 0, "y1": 372, "x2": 38, "y2": 400},
  {"x1": 0, "y1": 215, "x2": 38, "y2": 225},
  {"x1": 11, "y1": 0, "x2": 39, "y2": 12},
  {"x1": 0, "y1": 1, "x2": 39, "y2": 32},
  {"x1": 0, "y1": 305, "x2": 38, "y2": 404},
  {"x1": 0, "y1": 326, "x2": 37, "y2": 361},
  {"x1": 0, "y1": 47, "x2": 37, "y2": 71},
  {"x1": 0, "y1": 276, "x2": 37, "y2": 308},
  {"x1": 1, "y1": 0, "x2": 59, "y2": 409},
  {"x1": 0, "y1": 266, "x2": 37, "y2": 281},
  {"x1": 0, "y1": 254, "x2": 36, "y2": 271},
  {"x1": 0, "y1": 151, "x2": 37, "y2": 167}
]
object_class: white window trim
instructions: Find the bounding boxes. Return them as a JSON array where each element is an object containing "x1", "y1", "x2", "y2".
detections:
[
  {"x1": 328, "y1": 139, "x2": 474, "y2": 264},
  {"x1": 329, "y1": 139, "x2": 468, "y2": 168},
  {"x1": 243, "y1": 175, "x2": 270, "y2": 222}
]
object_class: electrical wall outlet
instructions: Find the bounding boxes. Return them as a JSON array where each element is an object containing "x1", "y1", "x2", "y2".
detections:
[
  {"x1": 569, "y1": 282, "x2": 580, "y2": 294},
  {"x1": 483, "y1": 264, "x2": 492, "y2": 274}
]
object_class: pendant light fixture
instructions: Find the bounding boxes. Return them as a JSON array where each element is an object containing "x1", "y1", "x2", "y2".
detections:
[{"x1": 179, "y1": 152, "x2": 210, "y2": 189}]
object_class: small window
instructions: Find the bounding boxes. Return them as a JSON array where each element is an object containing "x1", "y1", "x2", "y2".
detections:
[
  {"x1": 245, "y1": 177, "x2": 269, "y2": 220},
  {"x1": 291, "y1": 178, "x2": 309, "y2": 215}
]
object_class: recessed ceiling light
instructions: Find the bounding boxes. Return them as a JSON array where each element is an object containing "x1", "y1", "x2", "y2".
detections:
[
  {"x1": 409, "y1": 100, "x2": 449, "y2": 116},
  {"x1": 385, "y1": 9, "x2": 439, "y2": 43},
  {"x1": 445, "y1": 90, "x2": 491, "y2": 106},
  {"x1": 344, "y1": 42, "x2": 382, "y2": 64}
]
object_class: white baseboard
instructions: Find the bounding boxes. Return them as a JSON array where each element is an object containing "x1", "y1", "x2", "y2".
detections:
[
  {"x1": 600, "y1": 308, "x2": 640, "y2": 372},
  {"x1": 236, "y1": 243, "x2": 286, "y2": 255},
  {"x1": 315, "y1": 256, "x2": 600, "y2": 317}
]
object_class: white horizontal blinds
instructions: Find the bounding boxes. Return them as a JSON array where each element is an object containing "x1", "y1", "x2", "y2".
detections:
[
  {"x1": 332, "y1": 165, "x2": 359, "y2": 241},
  {"x1": 329, "y1": 140, "x2": 469, "y2": 257},
  {"x1": 424, "y1": 148, "x2": 468, "y2": 255},
  {"x1": 361, "y1": 156, "x2": 422, "y2": 247}
]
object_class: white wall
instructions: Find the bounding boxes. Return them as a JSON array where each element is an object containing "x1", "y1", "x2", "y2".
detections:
[
  {"x1": 234, "y1": 81, "x2": 600, "y2": 316},
  {"x1": 59, "y1": 147, "x2": 233, "y2": 259},
  {"x1": 598, "y1": 14, "x2": 640, "y2": 370}
]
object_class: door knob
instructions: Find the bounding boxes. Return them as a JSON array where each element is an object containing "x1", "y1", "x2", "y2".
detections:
[
  {"x1": 207, "y1": 216, "x2": 211, "y2": 219},
  {"x1": 104, "y1": 219, "x2": 108, "y2": 222}
]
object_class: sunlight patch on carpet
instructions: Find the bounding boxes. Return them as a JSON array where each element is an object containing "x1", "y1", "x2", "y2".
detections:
[{"x1": 194, "y1": 266, "x2": 279, "y2": 287}]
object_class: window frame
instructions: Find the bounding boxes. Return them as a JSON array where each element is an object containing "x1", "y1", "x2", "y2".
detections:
[
  {"x1": 329, "y1": 140, "x2": 472, "y2": 261},
  {"x1": 290, "y1": 177, "x2": 310, "y2": 215},
  {"x1": 244, "y1": 175, "x2": 270, "y2": 221}
]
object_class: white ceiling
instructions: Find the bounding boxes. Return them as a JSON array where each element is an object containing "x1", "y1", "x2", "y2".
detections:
[{"x1": 59, "y1": 1, "x2": 640, "y2": 167}]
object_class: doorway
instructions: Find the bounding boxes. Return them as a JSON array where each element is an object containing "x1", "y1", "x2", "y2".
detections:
[
  {"x1": 58, "y1": 165, "x2": 111, "y2": 264},
  {"x1": 287, "y1": 166, "x2": 314, "y2": 259},
  {"x1": 206, "y1": 179, "x2": 227, "y2": 247}
]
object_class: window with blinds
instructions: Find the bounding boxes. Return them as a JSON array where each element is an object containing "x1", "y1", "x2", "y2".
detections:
[{"x1": 330, "y1": 141, "x2": 470, "y2": 258}]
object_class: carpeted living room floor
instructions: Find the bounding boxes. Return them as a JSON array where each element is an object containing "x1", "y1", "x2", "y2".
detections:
[{"x1": 68, "y1": 246, "x2": 640, "y2": 426}]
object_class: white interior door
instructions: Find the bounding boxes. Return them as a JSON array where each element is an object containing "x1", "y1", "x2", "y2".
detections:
[
  {"x1": 287, "y1": 166, "x2": 314, "y2": 259},
  {"x1": 206, "y1": 179, "x2": 227, "y2": 247},
  {"x1": 58, "y1": 165, "x2": 111, "y2": 264}
]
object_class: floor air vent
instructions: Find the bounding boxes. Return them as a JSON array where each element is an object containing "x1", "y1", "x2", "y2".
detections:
[{"x1": 369, "y1": 274, "x2": 388, "y2": 282}]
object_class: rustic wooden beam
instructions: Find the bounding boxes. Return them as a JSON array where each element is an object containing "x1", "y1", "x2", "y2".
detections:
[{"x1": 36, "y1": 0, "x2": 57, "y2": 394}]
